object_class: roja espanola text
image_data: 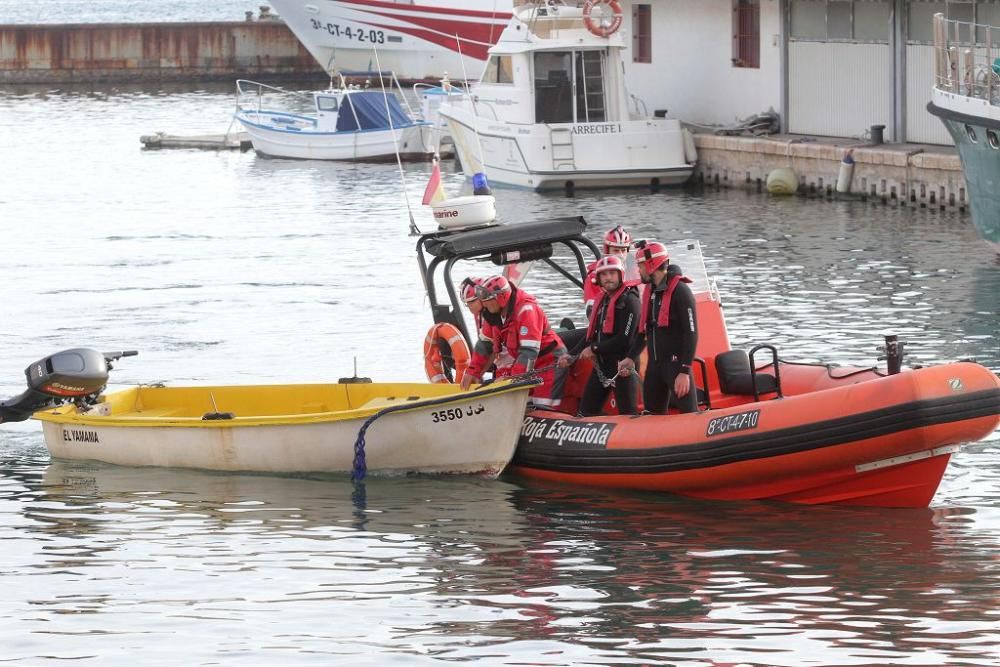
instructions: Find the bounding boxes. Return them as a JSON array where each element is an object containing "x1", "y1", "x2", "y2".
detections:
[{"x1": 520, "y1": 416, "x2": 615, "y2": 449}]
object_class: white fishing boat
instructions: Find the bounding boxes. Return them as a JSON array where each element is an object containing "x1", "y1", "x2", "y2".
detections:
[
  {"x1": 267, "y1": 0, "x2": 513, "y2": 81},
  {"x1": 437, "y1": 0, "x2": 696, "y2": 190},
  {"x1": 1, "y1": 349, "x2": 536, "y2": 477},
  {"x1": 235, "y1": 76, "x2": 434, "y2": 161}
]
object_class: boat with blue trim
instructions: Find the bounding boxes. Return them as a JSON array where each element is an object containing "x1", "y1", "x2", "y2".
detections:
[{"x1": 234, "y1": 73, "x2": 434, "y2": 161}]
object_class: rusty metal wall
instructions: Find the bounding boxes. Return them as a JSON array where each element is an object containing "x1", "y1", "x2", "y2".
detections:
[{"x1": 0, "y1": 22, "x2": 324, "y2": 83}]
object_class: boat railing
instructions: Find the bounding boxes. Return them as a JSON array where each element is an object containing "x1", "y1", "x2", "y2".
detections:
[
  {"x1": 933, "y1": 12, "x2": 1000, "y2": 106},
  {"x1": 629, "y1": 92, "x2": 649, "y2": 120},
  {"x1": 236, "y1": 79, "x2": 315, "y2": 117},
  {"x1": 513, "y1": 0, "x2": 589, "y2": 38}
]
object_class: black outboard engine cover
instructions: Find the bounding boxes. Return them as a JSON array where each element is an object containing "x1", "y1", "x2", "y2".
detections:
[
  {"x1": 1, "y1": 348, "x2": 113, "y2": 424},
  {"x1": 25, "y1": 348, "x2": 110, "y2": 398}
]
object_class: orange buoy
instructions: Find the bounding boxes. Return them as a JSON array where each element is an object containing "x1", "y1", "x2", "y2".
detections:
[
  {"x1": 583, "y1": 0, "x2": 623, "y2": 38},
  {"x1": 423, "y1": 322, "x2": 471, "y2": 384}
]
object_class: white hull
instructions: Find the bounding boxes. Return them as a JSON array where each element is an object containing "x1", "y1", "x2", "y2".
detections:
[
  {"x1": 237, "y1": 111, "x2": 433, "y2": 160},
  {"x1": 441, "y1": 106, "x2": 693, "y2": 190},
  {"x1": 39, "y1": 390, "x2": 529, "y2": 476},
  {"x1": 268, "y1": 0, "x2": 512, "y2": 80}
]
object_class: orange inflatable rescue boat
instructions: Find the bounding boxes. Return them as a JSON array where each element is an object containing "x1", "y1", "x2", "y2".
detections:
[{"x1": 417, "y1": 217, "x2": 1000, "y2": 508}]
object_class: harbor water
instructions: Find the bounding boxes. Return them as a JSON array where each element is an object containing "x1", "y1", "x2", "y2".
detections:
[{"x1": 1, "y1": 82, "x2": 998, "y2": 665}]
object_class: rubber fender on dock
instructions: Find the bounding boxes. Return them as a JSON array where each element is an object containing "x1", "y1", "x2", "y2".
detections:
[
  {"x1": 766, "y1": 167, "x2": 798, "y2": 195},
  {"x1": 682, "y1": 129, "x2": 698, "y2": 164}
]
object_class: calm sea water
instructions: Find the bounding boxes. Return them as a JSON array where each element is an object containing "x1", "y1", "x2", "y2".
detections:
[{"x1": 1, "y1": 83, "x2": 998, "y2": 665}]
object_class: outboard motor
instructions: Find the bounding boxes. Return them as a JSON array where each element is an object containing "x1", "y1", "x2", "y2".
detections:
[{"x1": 0, "y1": 348, "x2": 136, "y2": 424}]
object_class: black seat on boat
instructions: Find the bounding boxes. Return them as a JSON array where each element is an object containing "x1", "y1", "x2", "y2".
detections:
[{"x1": 715, "y1": 349, "x2": 779, "y2": 396}]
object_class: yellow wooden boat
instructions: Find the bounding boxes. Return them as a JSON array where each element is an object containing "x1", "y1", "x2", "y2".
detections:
[{"x1": 2, "y1": 349, "x2": 535, "y2": 476}]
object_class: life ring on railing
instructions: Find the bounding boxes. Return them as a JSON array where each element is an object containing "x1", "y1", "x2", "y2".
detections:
[
  {"x1": 423, "y1": 322, "x2": 471, "y2": 384},
  {"x1": 583, "y1": 0, "x2": 623, "y2": 38}
]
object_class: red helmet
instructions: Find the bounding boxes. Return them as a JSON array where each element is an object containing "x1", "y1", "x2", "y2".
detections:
[
  {"x1": 461, "y1": 277, "x2": 482, "y2": 304},
  {"x1": 636, "y1": 241, "x2": 669, "y2": 274},
  {"x1": 591, "y1": 254, "x2": 625, "y2": 283},
  {"x1": 477, "y1": 275, "x2": 512, "y2": 308},
  {"x1": 603, "y1": 225, "x2": 632, "y2": 253}
]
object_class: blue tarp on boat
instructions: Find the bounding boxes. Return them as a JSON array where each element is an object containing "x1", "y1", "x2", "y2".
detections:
[{"x1": 336, "y1": 92, "x2": 412, "y2": 132}]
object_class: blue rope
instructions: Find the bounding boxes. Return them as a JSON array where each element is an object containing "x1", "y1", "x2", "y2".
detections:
[{"x1": 351, "y1": 412, "x2": 379, "y2": 481}]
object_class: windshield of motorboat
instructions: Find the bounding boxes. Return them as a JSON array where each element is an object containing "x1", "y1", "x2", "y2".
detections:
[
  {"x1": 666, "y1": 240, "x2": 713, "y2": 298},
  {"x1": 315, "y1": 94, "x2": 340, "y2": 112}
]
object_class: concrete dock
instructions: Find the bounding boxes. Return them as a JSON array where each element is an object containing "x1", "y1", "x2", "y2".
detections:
[
  {"x1": 693, "y1": 133, "x2": 965, "y2": 210},
  {"x1": 0, "y1": 21, "x2": 324, "y2": 83}
]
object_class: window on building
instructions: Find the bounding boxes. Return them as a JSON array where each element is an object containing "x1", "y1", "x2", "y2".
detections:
[
  {"x1": 854, "y1": 1, "x2": 891, "y2": 42},
  {"x1": 633, "y1": 4, "x2": 652, "y2": 63},
  {"x1": 732, "y1": 0, "x2": 760, "y2": 68},
  {"x1": 791, "y1": 0, "x2": 890, "y2": 43},
  {"x1": 482, "y1": 55, "x2": 514, "y2": 84}
]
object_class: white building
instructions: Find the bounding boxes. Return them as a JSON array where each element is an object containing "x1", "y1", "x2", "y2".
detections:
[{"x1": 619, "y1": 0, "x2": 999, "y2": 144}]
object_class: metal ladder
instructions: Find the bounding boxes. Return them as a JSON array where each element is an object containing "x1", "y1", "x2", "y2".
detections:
[
  {"x1": 549, "y1": 126, "x2": 576, "y2": 170},
  {"x1": 579, "y1": 51, "x2": 605, "y2": 122}
]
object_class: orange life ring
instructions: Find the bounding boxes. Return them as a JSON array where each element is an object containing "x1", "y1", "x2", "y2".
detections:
[
  {"x1": 583, "y1": 0, "x2": 623, "y2": 38},
  {"x1": 423, "y1": 322, "x2": 471, "y2": 384}
]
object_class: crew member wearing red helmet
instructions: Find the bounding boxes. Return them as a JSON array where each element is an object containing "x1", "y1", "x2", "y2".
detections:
[
  {"x1": 461, "y1": 275, "x2": 568, "y2": 409},
  {"x1": 584, "y1": 225, "x2": 637, "y2": 318},
  {"x1": 560, "y1": 255, "x2": 641, "y2": 416},
  {"x1": 460, "y1": 277, "x2": 514, "y2": 378},
  {"x1": 619, "y1": 240, "x2": 700, "y2": 414}
]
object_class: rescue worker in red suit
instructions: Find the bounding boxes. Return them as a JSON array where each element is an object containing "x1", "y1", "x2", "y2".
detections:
[
  {"x1": 618, "y1": 241, "x2": 700, "y2": 414},
  {"x1": 584, "y1": 225, "x2": 639, "y2": 318},
  {"x1": 459, "y1": 277, "x2": 513, "y2": 378},
  {"x1": 559, "y1": 255, "x2": 641, "y2": 416},
  {"x1": 461, "y1": 275, "x2": 568, "y2": 409}
]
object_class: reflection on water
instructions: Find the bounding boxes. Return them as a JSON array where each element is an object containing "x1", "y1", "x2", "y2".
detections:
[
  {"x1": 1, "y1": 459, "x2": 997, "y2": 665},
  {"x1": 0, "y1": 83, "x2": 998, "y2": 664}
]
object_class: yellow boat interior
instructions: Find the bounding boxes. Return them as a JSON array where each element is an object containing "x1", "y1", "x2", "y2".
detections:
[{"x1": 33, "y1": 381, "x2": 515, "y2": 427}]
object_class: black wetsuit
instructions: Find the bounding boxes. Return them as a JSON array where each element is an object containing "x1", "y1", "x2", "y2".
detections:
[
  {"x1": 627, "y1": 264, "x2": 699, "y2": 414},
  {"x1": 570, "y1": 286, "x2": 641, "y2": 417}
]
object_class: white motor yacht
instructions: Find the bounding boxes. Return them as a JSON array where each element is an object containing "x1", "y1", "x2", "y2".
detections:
[{"x1": 437, "y1": 0, "x2": 696, "y2": 190}]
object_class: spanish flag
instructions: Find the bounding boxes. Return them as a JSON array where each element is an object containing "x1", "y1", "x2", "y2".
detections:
[{"x1": 422, "y1": 159, "x2": 447, "y2": 206}]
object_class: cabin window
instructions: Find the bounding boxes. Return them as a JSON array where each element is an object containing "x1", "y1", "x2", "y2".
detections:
[
  {"x1": 534, "y1": 51, "x2": 607, "y2": 124},
  {"x1": 482, "y1": 55, "x2": 514, "y2": 84},
  {"x1": 632, "y1": 4, "x2": 652, "y2": 64},
  {"x1": 732, "y1": 0, "x2": 760, "y2": 68},
  {"x1": 534, "y1": 52, "x2": 574, "y2": 123},
  {"x1": 316, "y1": 96, "x2": 339, "y2": 112}
]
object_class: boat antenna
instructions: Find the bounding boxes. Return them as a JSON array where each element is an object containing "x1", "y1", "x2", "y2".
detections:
[
  {"x1": 454, "y1": 35, "x2": 488, "y2": 177},
  {"x1": 372, "y1": 45, "x2": 422, "y2": 236}
]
